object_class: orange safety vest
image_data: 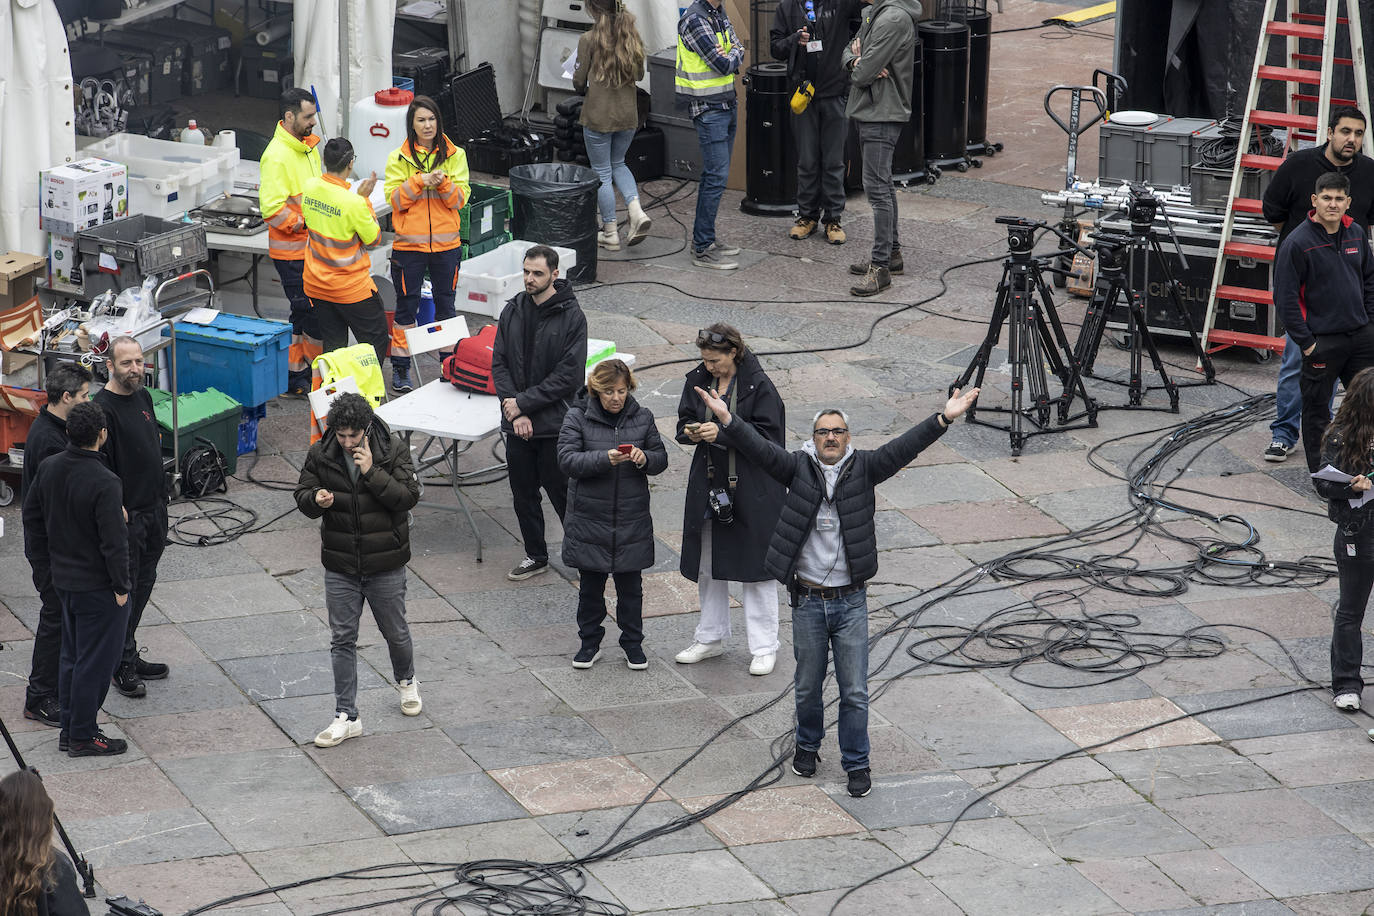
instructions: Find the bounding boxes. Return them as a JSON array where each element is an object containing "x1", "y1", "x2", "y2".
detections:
[
  {"x1": 259, "y1": 122, "x2": 322, "y2": 261},
  {"x1": 301, "y1": 174, "x2": 382, "y2": 304},
  {"x1": 384, "y1": 137, "x2": 471, "y2": 253}
]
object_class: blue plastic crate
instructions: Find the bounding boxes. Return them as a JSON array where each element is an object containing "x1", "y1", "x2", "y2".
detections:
[
  {"x1": 163, "y1": 315, "x2": 291, "y2": 408},
  {"x1": 237, "y1": 403, "x2": 267, "y2": 455}
]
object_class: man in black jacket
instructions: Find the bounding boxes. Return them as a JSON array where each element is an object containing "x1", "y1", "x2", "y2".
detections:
[
  {"x1": 294, "y1": 393, "x2": 422, "y2": 748},
  {"x1": 23, "y1": 402, "x2": 131, "y2": 757},
  {"x1": 1274, "y1": 171, "x2": 1374, "y2": 472},
  {"x1": 491, "y1": 245, "x2": 589, "y2": 581},
  {"x1": 771, "y1": 0, "x2": 864, "y2": 245},
  {"x1": 695, "y1": 383, "x2": 979, "y2": 798},
  {"x1": 93, "y1": 336, "x2": 170, "y2": 699},
  {"x1": 1260, "y1": 106, "x2": 1374, "y2": 464},
  {"x1": 20, "y1": 363, "x2": 92, "y2": 729}
]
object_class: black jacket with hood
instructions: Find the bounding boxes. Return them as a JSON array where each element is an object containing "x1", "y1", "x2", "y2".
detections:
[
  {"x1": 491, "y1": 278, "x2": 589, "y2": 439},
  {"x1": 294, "y1": 415, "x2": 420, "y2": 576},
  {"x1": 770, "y1": 0, "x2": 865, "y2": 99}
]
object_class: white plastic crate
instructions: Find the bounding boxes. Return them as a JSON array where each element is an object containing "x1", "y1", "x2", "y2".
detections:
[
  {"x1": 455, "y1": 239, "x2": 577, "y2": 318},
  {"x1": 84, "y1": 133, "x2": 240, "y2": 220}
]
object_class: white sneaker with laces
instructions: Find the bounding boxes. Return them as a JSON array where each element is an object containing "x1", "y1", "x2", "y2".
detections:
[
  {"x1": 1335, "y1": 692, "x2": 1361, "y2": 711},
  {"x1": 314, "y1": 712, "x2": 361, "y2": 748},
  {"x1": 675, "y1": 641, "x2": 724, "y2": 664},
  {"x1": 749, "y1": 653, "x2": 776, "y2": 676},
  {"x1": 398, "y1": 679, "x2": 422, "y2": 716}
]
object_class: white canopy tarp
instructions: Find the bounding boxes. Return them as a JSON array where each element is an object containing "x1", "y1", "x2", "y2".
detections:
[
  {"x1": 0, "y1": 0, "x2": 76, "y2": 256},
  {"x1": 294, "y1": 0, "x2": 397, "y2": 143}
]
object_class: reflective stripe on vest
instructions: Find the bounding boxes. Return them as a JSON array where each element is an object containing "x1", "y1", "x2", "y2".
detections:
[
  {"x1": 306, "y1": 230, "x2": 368, "y2": 268},
  {"x1": 676, "y1": 30, "x2": 734, "y2": 97},
  {"x1": 395, "y1": 229, "x2": 462, "y2": 248}
]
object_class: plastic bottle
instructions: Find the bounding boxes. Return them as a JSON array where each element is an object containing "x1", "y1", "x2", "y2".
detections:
[{"x1": 180, "y1": 120, "x2": 204, "y2": 144}]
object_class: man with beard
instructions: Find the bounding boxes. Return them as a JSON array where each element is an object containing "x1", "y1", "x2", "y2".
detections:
[
  {"x1": 491, "y1": 245, "x2": 588, "y2": 581},
  {"x1": 93, "y1": 336, "x2": 170, "y2": 699},
  {"x1": 1262, "y1": 107, "x2": 1374, "y2": 464}
]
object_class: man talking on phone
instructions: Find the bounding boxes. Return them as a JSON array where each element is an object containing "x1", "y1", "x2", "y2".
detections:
[{"x1": 295, "y1": 392, "x2": 423, "y2": 748}]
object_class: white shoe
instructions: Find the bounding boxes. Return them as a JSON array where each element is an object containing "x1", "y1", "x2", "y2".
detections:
[
  {"x1": 675, "y1": 641, "x2": 724, "y2": 664},
  {"x1": 626, "y1": 198, "x2": 652, "y2": 246},
  {"x1": 314, "y1": 712, "x2": 361, "y2": 748},
  {"x1": 1335, "y1": 692, "x2": 1361, "y2": 711},
  {"x1": 398, "y1": 678, "x2": 422, "y2": 716},
  {"x1": 749, "y1": 653, "x2": 776, "y2": 676},
  {"x1": 598, "y1": 221, "x2": 620, "y2": 251}
]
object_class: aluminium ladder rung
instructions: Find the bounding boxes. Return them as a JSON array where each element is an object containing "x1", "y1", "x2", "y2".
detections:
[
  {"x1": 1232, "y1": 197, "x2": 1265, "y2": 214},
  {"x1": 1257, "y1": 64, "x2": 1324, "y2": 84},
  {"x1": 1207, "y1": 329, "x2": 1287, "y2": 354},
  {"x1": 1292, "y1": 93, "x2": 1357, "y2": 106},
  {"x1": 1267, "y1": 20, "x2": 1327, "y2": 38},
  {"x1": 1291, "y1": 11, "x2": 1349, "y2": 23},
  {"x1": 1224, "y1": 241, "x2": 1277, "y2": 262},
  {"x1": 1293, "y1": 52, "x2": 1354, "y2": 66},
  {"x1": 1215, "y1": 285, "x2": 1274, "y2": 305},
  {"x1": 1249, "y1": 109, "x2": 1319, "y2": 130},
  {"x1": 1239, "y1": 153, "x2": 1285, "y2": 171}
]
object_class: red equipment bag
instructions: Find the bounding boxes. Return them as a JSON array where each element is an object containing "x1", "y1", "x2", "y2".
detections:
[{"x1": 442, "y1": 323, "x2": 498, "y2": 395}]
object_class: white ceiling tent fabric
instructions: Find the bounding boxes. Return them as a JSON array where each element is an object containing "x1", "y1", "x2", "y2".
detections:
[
  {"x1": 294, "y1": 0, "x2": 397, "y2": 142},
  {"x1": 0, "y1": 0, "x2": 76, "y2": 256}
]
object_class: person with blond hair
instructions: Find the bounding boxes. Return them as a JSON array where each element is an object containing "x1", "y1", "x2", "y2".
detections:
[
  {"x1": 0, "y1": 770, "x2": 86, "y2": 916},
  {"x1": 574, "y1": 0, "x2": 652, "y2": 251},
  {"x1": 558, "y1": 359, "x2": 669, "y2": 669}
]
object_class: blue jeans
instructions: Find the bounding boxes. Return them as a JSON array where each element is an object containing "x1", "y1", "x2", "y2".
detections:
[
  {"x1": 692, "y1": 106, "x2": 737, "y2": 252},
  {"x1": 1271, "y1": 337, "x2": 1302, "y2": 446},
  {"x1": 792, "y1": 586, "x2": 870, "y2": 772},
  {"x1": 584, "y1": 127, "x2": 639, "y2": 224}
]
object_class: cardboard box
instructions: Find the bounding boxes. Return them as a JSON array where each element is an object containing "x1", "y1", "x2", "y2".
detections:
[
  {"x1": 0, "y1": 252, "x2": 46, "y2": 311},
  {"x1": 39, "y1": 158, "x2": 129, "y2": 236},
  {"x1": 47, "y1": 233, "x2": 83, "y2": 294},
  {"x1": 0, "y1": 352, "x2": 38, "y2": 389}
]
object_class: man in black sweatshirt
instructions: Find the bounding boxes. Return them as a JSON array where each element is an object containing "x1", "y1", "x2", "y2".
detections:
[
  {"x1": 93, "y1": 336, "x2": 170, "y2": 698},
  {"x1": 1274, "y1": 171, "x2": 1374, "y2": 472},
  {"x1": 1260, "y1": 106, "x2": 1374, "y2": 465},
  {"x1": 771, "y1": 0, "x2": 864, "y2": 244},
  {"x1": 23, "y1": 401, "x2": 131, "y2": 757},
  {"x1": 20, "y1": 363, "x2": 93, "y2": 729}
]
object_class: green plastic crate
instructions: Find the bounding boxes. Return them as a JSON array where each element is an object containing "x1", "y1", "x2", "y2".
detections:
[
  {"x1": 149, "y1": 387, "x2": 242, "y2": 475},
  {"x1": 459, "y1": 182, "x2": 511, "y2": 245},
  {"x1": 460, "y1": 231, "x2": 512, "y2": 261}
]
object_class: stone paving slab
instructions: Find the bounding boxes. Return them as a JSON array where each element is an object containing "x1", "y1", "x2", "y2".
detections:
[
  {"x1": 67, "y1": 808, "x2": 233, "y2": 869},
  {"x1": 536, "y1": 800, "x2": 722, "y2": 860},
  {"x1": 587, "y1": 849, "x2": 773, "y2": 911},
  {"x1": 346, "y1": 771, "x2": 526, "y2": 834},
  {"x1": 1219, "y1": 834, "x2": 1374, "y2": 898}
]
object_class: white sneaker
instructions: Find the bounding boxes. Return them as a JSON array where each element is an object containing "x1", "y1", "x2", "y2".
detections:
[
  {"x1": 749, "y1": 653, "x2": 776, "y2": 676},
  {"x1": 314, "y1": 712, "x2": 361, "y2": 747},
  {"x1": 1335, "y1": 692, "x2": 1361, "y2": 711},
  {"x1": 398, "y1": 678, "x2": 422, "y2": 716},
  {"x1": 675, "y1": 641, "x2": 724, "y2": 664}
]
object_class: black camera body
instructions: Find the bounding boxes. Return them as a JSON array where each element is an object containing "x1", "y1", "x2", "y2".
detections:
[
  {"x1": 107, "y1": 896, "x2": 162, "y2": 916},
  {"x1": 707, "y1": 487, "x2": 734, "y2": 526}
]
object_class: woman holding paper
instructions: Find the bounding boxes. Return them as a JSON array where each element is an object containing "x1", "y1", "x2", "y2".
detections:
[{"x1": 1313, "y1": 367, "x2": 1374, "y2": 713}]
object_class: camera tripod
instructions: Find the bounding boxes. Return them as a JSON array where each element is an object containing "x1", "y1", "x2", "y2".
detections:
[
  {"x1": 0, "y1": 711, "x2": 96, "y2": 897},
  {"x1": 1073, "y1": 192, "x2": 1216, "y2": 410},
  {"x1": 953, "y1": 217, "x2": 1098, "y2": 456}
]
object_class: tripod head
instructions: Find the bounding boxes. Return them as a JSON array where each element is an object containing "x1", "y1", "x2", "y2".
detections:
[
  {"x1": 1087, "y1": 230, "x2": 1131, "y2": 272},
  {"x1": 996, "y1": 215, "x2": 1092, "y2": 264},
  {"x1": 1123, "y1": 182, "x2": 1159, "y2": 232}
]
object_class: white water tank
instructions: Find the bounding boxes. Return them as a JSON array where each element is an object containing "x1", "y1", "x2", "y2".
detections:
[{"x1": 348, "y1": 88, "x2": 413, "y2": 181}]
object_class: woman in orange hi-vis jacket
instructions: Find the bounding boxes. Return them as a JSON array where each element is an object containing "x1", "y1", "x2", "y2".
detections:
[{"x1": 383, "y1": 94, "x2": 471, "y2": 394}]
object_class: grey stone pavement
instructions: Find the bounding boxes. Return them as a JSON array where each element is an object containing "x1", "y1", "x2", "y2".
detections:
[{"x1": 5, "y1": 10, "x2": 1374, "y2": 916}]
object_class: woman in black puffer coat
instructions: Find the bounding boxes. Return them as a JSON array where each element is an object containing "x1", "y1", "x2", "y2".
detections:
[{"x1": 559, "y1": 359, "x2": 669, "y2": 670}]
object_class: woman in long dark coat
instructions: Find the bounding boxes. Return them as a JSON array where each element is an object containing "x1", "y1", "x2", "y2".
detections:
[
  {"x1": 674, "y1": 323, "x2": 787, "y2": 676},
  {"x1": 560, "y1": 359, "x2": 669, "y2": 670}
]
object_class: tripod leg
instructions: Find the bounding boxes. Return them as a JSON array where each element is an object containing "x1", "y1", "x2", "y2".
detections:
[
  {"x1": 1132, "y1": 297, "x2": 1180, "y2": 411},
  {"x1": 1075, "y1": 273, "x2": 1119, "y2": 377},
  {"x1": 1152, "y1": 236, "x2": 1216, "y2": 381},
  {"x1": 1036, "y1": 269, "x2": 1097, "y2": 423},
  {"x1": 1008, "y1": 284, "x2": 1028, "y2": 455},
  {"x1": 960, "y1": 273, "x2": 1013, "y2": 422}
]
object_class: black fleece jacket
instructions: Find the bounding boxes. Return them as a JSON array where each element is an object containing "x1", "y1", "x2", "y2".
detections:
[
  {"x1": 1274, "y1": 214, "x2": 1374, "y2": 351},
  {"x1": 770, "y1": 0, "x2": 865, "y2": 98},
  {"x1": 1261, "y1": 143, "x2": 1374, "y2": 243},
  {"x1": 718, "y1": 414, "x2": 947, "y2": 585},
  {"x1": 22, "y1": 445, "x2": 130, "y2": 593},
  {"x1": 491, "y1": 279, "x2": 588, "y2": 439},
  {"x1": 20, "y1": 406, "x2": 68, "y2": 497}
]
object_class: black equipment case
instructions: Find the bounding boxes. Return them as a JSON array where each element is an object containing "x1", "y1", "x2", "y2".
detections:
[
  {"x1": 448, "y1": 63, "x2": 553, "y2": 177},
  {"x1": 138, "y1": 18, "x2": 233, "y2": 94},
  {"x1": 101, "y1": 28, "x2": 185, "y2": 105},
  {"x1": 393, "y1": 47, "x2": 450, "y2": 99}
]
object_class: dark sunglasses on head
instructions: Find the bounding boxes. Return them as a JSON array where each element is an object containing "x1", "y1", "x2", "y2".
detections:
[{"x1": 697, "y1": 329, "x2": 731, "y2": 347}]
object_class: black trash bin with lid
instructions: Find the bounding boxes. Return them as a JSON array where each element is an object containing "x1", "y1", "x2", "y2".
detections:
[{"x1": 509, "y1": 163, "x2": 600, "y2": 283}]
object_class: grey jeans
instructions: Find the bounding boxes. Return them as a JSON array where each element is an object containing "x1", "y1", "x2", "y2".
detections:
[
  {"x1": 794, "y1": 94, "x2": 848, "y2": 222},
  {"x1": 858, "y1": 120, "x2": 904, "y2": 266},
  {"x1": 325, "y1": 566, "x2": 414, "y2": 718}
]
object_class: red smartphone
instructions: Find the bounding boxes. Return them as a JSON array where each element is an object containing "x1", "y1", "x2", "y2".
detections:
[{"x1": 617, "y1": 444, "x2": 634, "y2": 454}]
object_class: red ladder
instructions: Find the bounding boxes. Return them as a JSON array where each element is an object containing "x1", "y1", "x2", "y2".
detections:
[{"x1": 1199, "y1": 0, "x2": 1371, "y2": 359}]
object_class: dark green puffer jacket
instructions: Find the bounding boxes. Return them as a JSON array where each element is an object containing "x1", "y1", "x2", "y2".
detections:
[{"x1": 294, "y1": 416, "x2": 420, "y2": 576}]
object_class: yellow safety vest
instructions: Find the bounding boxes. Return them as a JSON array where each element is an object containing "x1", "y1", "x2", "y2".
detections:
[
  {"x1": 259, "y1": 122, "x2": 322, "y2": 261},
  {"x1": 676, "y1": 24, "x2": 736, "y2": 98},
  {"x1": 301, "y1": 174, "x2": 381, "y2": 304},
  {"x1": 314, "y1": 343, "x2": 385, "y2": 407}
]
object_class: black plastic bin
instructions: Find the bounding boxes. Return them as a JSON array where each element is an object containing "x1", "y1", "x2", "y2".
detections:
[{"x1": 509, "y1": 164, "x2": 600, "y2": 283}]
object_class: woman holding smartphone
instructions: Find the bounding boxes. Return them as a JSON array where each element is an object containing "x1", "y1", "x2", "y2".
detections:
[
  {"x1": 675, "y1": 323, "x2": 787, "y2": 676},
  {"x1": 558, "y1": 359, "x2": 668, "y2": 669}
]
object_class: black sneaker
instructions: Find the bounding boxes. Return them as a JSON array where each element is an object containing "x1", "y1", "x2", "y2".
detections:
[
  {"x1": 68, "y1": 731, "x2": 128, "y2": 757},
  {"x1": 58, "y1": 731, "x2": 69, "y2": 752},
  {"x1": 135, "y1": 657, "x2": 169, "y2": 680},
  {"x1": 847, "y1": 767, "x2": 872, "y2": 798},
  {"x1": 508, "y1": 557, "x2": 549, "y2": 581},
  {"x1": 112, "y1": 662, "x2": 146, "y2": 698},
  {"x1": 572, "y1": 647, "x2": 602, "y2": 669},
  {"x1": 792, "y1": 748, "x2": 819, "y2": 777},
  {"x1": 1263, "y1": 440, "x2": 1292, "y2": 462},
  {"x1": 23, "y1": 696, "x2": 61, "y2": 728},
  {"x1": 625, "y1": 646, "x2": 649, "y2": 671}
]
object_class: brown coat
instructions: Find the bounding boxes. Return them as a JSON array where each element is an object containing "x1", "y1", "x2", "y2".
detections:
[{"x1": 573, "y1": 31, "x2": 643, "y2": 134}]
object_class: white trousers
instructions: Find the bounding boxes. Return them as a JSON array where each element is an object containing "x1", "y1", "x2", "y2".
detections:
[{"x1": 693, "y1": 525, "x2": 781, "y2": 656}]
